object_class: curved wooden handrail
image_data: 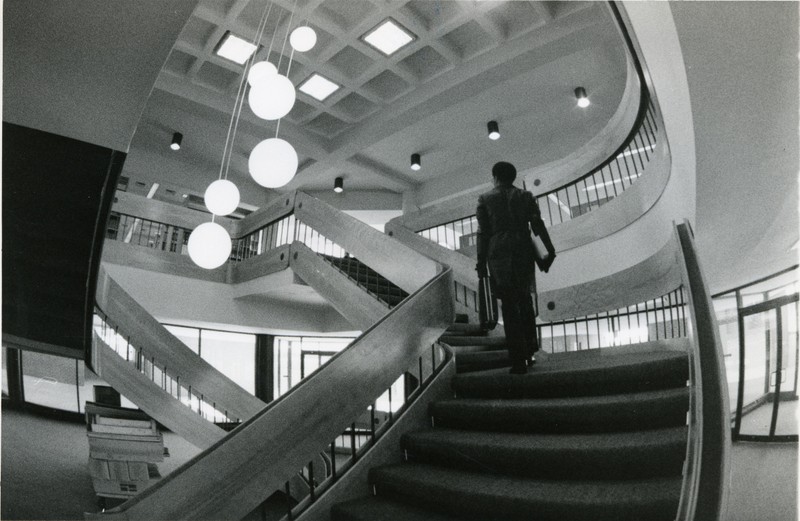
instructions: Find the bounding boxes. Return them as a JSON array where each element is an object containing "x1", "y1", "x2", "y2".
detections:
[
  {"x1": 94, "y1": 267, "x2": 266, "y2": 422},
  {"x1": 293, "y1": 192, "x2": 440, "y2": 295},
  {"x1": 674, "y1": 221, "x2": 731, "y2": 521},
  {"x1": 92, "y1": 332, "x2": 225, "y2": 449},
  {"x1": 85, "y1": 268, "x2": 454, "y2": 521}
]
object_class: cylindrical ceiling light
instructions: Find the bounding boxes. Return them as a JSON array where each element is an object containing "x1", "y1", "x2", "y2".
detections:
[
  {"x1": 487, "y1": 120, "x2": 500, "y2": 140},
  {"x1": 334, "y1": 176, "x2": 344, "y2": 193},
  {"x1": 171, "y1": 132, "x2": 183, "y2": 150},
  {"x1": 410, "y1": 153, "x2": 421, "y2": 171},
  {"x1": 575, "y1": 87, "x2": 590, "y2": 108}
]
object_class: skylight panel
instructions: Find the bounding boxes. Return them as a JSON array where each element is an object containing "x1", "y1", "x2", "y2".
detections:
[
  {"x1": 299, "y1": 73, "x2": 340, "y2": 102},
  {"x1": 215, "y1": 32, "x2": 257, "y2": 65},
  {"x1": 361, "y1": 19, "x2": 415, "y2": 56}
]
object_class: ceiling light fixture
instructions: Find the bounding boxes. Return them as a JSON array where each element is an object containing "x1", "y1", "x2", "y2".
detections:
[
  {"x1": 487, "y1": 121, "x2": 500, "y2": 140},
  {"x1": 215, "y1": 31, "x2": 258, "y2": 65},
  {"x1": 575, "y1": 87, "x2": 590, "y2": 108},
  {"x1": 290, "y1": 26, "x2": 317, "y2": 53},
  {"x1": 170, "y1": 132, "x2": 182, "y2": 150},
  {"x1": 334, "y1": 177, "x2": 344, "y2": 193},
  {"x1": 361, "y1": 18, "x2": 415, "y2": 56},
  {"x1": 410, "y1": 153, "x2": 421, "y2": 171},
  {"x1": 299, "y1": 73, "x2": 340, "y2": 102}
]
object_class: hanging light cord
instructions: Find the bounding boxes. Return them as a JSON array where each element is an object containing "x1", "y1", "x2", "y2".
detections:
[
  {"x1": 274, "y1": 0, "x2": 300, "y2": 139},
  {"x1": 218, "y1": 0, "x2": 275, "y2": 182}
]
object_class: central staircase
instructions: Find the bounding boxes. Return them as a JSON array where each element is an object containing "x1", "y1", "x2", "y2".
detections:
[{"x1": 332, "y1": 331, "x2": 690, "y2": 521}]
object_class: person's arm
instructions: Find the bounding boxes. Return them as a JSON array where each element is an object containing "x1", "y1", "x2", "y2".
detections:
[{"x1": 476, "y1": 195, "x2": 490, "y2": 278}]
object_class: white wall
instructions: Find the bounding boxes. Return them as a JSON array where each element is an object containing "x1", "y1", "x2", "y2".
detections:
[
  {"x1": 102, "y1": 263, "x2": 357, "y2": 335},
  {"x1": 3, "y1": 1, "x2": 197, "y2": 152}
]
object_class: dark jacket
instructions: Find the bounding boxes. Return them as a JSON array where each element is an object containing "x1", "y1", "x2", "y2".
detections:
[{"x1": 476, "y1": 184, "x2": 551, "y2": 294}]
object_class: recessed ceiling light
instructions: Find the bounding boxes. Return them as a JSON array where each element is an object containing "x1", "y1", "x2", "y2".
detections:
[
  {"x1": 170, "y1": 132, "x2": 182, "y2": 150},
  {"x1": 361, "y1": 19, "x2": 415, "y2": 56},
  {"x1": 575, "y1": 87, "x2": 590, "y2": 108},
  {"x1": 215, "y1": 31, "x2": 257, "y2": 65},
  {"x1": 299, "y1": 73, "x2": 340, "y2": 101}
]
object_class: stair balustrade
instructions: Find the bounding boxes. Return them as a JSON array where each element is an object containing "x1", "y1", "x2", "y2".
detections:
[
  {"x1": 92, "y1": 310, "x2": 237, "y2": 425},
  {"x1": 280, "y1": 341, "x2": 450, "y2": 521}
]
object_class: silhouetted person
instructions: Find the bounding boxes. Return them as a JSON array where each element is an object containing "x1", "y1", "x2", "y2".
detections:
[{"x1": 476, "y1": 161, "x2": 556, "y2": 374}]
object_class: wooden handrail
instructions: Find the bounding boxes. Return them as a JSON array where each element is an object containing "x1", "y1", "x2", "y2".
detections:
[
  {"x1": 85, "y1": 268, "x2": 454, "y2": 521},
  {"x1": 290, "y1": 242, "x2": 388, "y2": 330},
  {"x1": 93, "y1": 332, "x2": 225, "y2": 449},
  {"x1": 294, "y1": 192, "x2": 440, "y2": 295},
  {"x1": 674, "y1": 221, "x2": 731, "y2": 521}
]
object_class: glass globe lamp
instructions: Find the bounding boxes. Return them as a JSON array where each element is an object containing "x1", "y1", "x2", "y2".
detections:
[
  {"x1": 248, "y1": 138, "x2": 298, "y2": 188},
  {"x1": 290, "y1": 26, "x2": 317, "y2": 52},
  {"x1": 247, "y1": 61, "x2": 277, "y2": 88},
  {"x1": 248, "y1": 74, "x2": 295, "y2": 120},
  {"x1": 188, "y1": 222, "x2": 232, "y2": 269},
  {"x1": 204, "y1": 179, "x2": 240, "y2": 216}
]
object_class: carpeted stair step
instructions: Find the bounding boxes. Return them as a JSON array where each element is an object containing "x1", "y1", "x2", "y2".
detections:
[
  {"x1": 401, "y1": 426, "x2": 687, "y2": 479},
  {"x1": 452, "y1": 350, "x2": 688, "y2": 399},
  {"x1": 369, "y1": 463, "x2": 682, "y2": 521},
  {"x1": 444, "y1": 323, "x2": 488, "y2": 336},
  {"x1": 431, "y1": 387, "x2": 689, "y2": 433},
  {"x1": 332, "y1": 496, "x2": 464, "y2": 521},
  {"x1": 439, "y1": 335, "x2": 506, "y2": 347},
  {"x1": 455, "y1": 349, "x2": 512, "y2": 372}
]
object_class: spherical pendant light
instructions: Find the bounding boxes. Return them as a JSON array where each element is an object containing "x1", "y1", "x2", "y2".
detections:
[
  {"x1": 248, "y1": 137, "x2": 298, "y2": 188},
  {"x1": 248, "y1": 74, "x2": 296, "y2": 121},
  {"x1": 188, "y1": 222, "x2": 232, "y2": 269},
  {"x1": 247, "y1": 61, "x2": 277, "y2": 88},
  {"x1": 204, "y1": 179, "x2": 240, "y2": 216},
  {"x1": 290, "y1": 26, "x2": 317, "y2": 52}
]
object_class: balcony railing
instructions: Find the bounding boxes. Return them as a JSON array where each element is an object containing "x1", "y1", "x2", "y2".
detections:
[
  {"x1": 538, "y1": 287, "x2": 688, "y2": 353},
  {"x1": 106, "y1": 212, "x2": 191, "y2": 254},
  {"x1": 417, "y1": 100, "x2": 659, "y2": 253}
]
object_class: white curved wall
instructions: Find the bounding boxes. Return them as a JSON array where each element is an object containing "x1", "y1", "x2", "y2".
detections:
[{"x1": 537, "y1": 2, "x2": 696, "y2": 293}]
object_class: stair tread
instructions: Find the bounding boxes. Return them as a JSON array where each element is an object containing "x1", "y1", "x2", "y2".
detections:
[
  {"x1": 435, "y1": 386, "x2": 689, "y2": 411},
  {"x1": 452, "y1": 350, "x2": 688, "y2": 398},
  {"x1": 333, "y1": 497, "x2": 464, "y2": 521},
  {"x1": 431, "y1": 387, "x2": 690, "y2": 433},
  {"x1": 371, "y1": 463, "x2": 682, "y2": 520},
  {"x1": 402, "y1": 427, "x2": 686, "y2": 478},
  {"x1": 444, "y1": 323, "x2": 488, "y2": 335},
  {"x1": 439, "y1": 335, "x2": 506, "y2": 347},
  {"x1": 404, "y1": 425, "x2": 687, "y2": 453}
]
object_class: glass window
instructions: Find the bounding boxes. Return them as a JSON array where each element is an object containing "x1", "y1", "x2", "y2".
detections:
[
  {"x1": 21, "y1": 351, "x2": 80, "y2": 412},
  {"x1": 274, "y1": 336, "x2": 354, "y2": 397},
  {"x1": 199, "y1": 329, "x2": 256, "y2": 395},
  {"x1": 2, "y1": 346, "x2": 9, "y2": 396},
  {"x1": 775, "y1": 301, "x2": 799, "y2": 436},
  {"x1": 714, "y1": 294, "x2": 740, "y2": 413},
  {"x1": 742, "y1": 270, "x2": 798, "y2": 303},
  {"x1": 738, "y1": 310, "x2": 776, "y2": 437}
]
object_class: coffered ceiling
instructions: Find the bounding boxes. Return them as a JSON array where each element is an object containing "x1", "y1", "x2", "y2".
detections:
[{"x1": 122, "y1": 0, "x2": 630, "y2": 210}]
